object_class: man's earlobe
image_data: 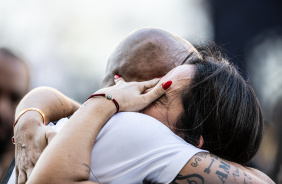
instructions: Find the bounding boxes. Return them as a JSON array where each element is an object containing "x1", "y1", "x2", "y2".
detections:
[{"x1": 196, "y1": 135, "x2": 204, "y2": 148}]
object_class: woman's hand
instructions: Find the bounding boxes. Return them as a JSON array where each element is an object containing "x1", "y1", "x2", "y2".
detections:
[
  {"x1": 27, "y1": 77, "x2": 171, "y2": 184},
  {"x1": 93, "y1": 76, "x2": 172, "y2": 112}
]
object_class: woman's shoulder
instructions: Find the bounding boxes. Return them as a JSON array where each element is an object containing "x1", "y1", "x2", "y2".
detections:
[{"x1": 101, "y1": 112, "x2": 185, "y2": 144}]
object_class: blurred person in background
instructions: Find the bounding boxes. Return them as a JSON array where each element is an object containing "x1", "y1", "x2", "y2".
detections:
[{"x1": 0, "y1": 48, "x2": 29, "y2": 181}]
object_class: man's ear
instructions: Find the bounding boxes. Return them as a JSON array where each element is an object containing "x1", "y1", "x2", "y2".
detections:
[{"x1": 196, "y1": 135, "x2": 204, "y2": 148}]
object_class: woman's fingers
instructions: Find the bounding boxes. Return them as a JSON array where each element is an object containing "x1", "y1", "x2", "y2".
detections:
[
  {"x1": 25, "y1": 168, "x2": 33, "y2": 182},
  {"x1": 15, "y1": 165, "x2": 19, "y2": 184},
  {"x1": 18, "y1": 169, "x2": 27, "y2": 184},
  {"x1": 114, "y1": 75, "x2": 124, "y2": 84},
  {"x1": 96, "y1": 75, "x2": 172, "y2": 112},
  {"x1": 138, "y1": 78, "x2": 160, "y2": 93},
  {"x1": 142, "y1": 80, "x2": 172, "y2": 104}
]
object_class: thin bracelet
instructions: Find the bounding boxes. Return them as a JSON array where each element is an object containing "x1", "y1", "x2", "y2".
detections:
[
  {"x1": 86, "y1": 93, "x2": 119, "y2": 113},
  {"x1": 12, "y1": 108, "x2": 46, "y2": 144}
]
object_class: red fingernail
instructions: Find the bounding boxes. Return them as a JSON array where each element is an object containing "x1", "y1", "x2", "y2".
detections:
[
  {"x1": 162, "y1": 80, "x2": 172, "y2": 90},
  {"x1": 114, "y1": 75, "x2": 120, "y2": 80},
  {"x1": 158, "y1": 77, "x2": 162, "y2": 79}
]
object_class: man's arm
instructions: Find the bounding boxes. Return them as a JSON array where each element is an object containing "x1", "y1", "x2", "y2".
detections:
[
  {"x1": 15, "y1": 86, "x2": 80, "y2": 123},
  {"x1": 171, "y1": 152, "x2": 274, "y2": 184},
  {"x1": 14, "y1": 86, "x2": 81, "y2": 183}
]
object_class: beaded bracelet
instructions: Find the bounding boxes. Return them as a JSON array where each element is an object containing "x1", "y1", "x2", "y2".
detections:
[
  {"x1": 86, "y1": 93, "x2": 119, "y2": 113},
  {"x1": 12, "y1": 108, "x2": 46, "y2": 144}
]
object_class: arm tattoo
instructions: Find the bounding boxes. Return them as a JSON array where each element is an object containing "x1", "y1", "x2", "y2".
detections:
[
  {"x1": 204, "y1": 158, "x2": 215, "y2": 174},
  {"x1": 52, "y1": 91, "x2": 66, "y2": 117},
  {"x1": 232, "y1": 166, "x2": 240, "y2": 178},
  {"x1": 191, "y1": 157, "x2": 201, "y2": 167},
  {"x1": 82, "y1": 163, "x2": 91, "y2": 173},
  {"x1": 243, "y1": 171, "x2": 252, "y2": 184},
  {"x1": 243, "y1": 172, "x2": 251, "y2": 180},
  {"x1": 197, "y1": 152, "x2": 207, "y2": 158},
  {"x1": 171, "y1": 174, "x2": 204, "y2": 184},
  {"x1": 175, "y1": 153, "x2": 256, "y2": 184},
  {"x1": 82, "y1": 163, "x2": 99, "y2": 182},
  {"x1": 215, "y1": 161, "x2": 230, "y2": 184},
  {"x1": 210, "y1": 154, "x2": 218, "y2": 160}
]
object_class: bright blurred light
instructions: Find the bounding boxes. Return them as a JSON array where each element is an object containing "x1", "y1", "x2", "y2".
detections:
[{"x1": 0, "y1": 0, "x2": 213, "y2": 102}]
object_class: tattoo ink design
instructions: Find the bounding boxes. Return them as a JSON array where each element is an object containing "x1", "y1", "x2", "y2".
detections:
[
  {"x1": 204, "y1": 158, "x2": 215, "y2": 174},
  {"x1": 171, "y1": 174, "x2": 204, "y2": 184},
  {"x1": 53, "y1": 91, "x2": 66, "y2": 116},
  {"x1": 82, "y1": 163, "x2": 99, "y2": 182},
  {"x1": 215, "y1": 161, "x2": 230, "y2": 184},
  {"x1": 210, "y1": 154, "x2": 218, "y2": 160},
  {"x1": 191, "y1": 157, "x2": 201, "y2": 167},
  {"x1": 243, "y1": 171, "x2": 252, "y2": 180},
  {"x1": 244, "y1": 178, "x2": 253, "y2": 184},
  {"x1": 232, "y1": 166, "x2": 240, "y2": 179},
  {"x1": 243, "y1": 171, "x2": 252, "y2": 184},
  {"x1": 82, "y1": 163, "x2": 91, "y2": 173},
  {"x1": 143, "y1": 85, "x2": 149, "y2": 91},
  {"x1": 53, "y1": 92, "x2": 64, "y2": 106},
  {"x1": 197, "y1": 152, "x2": 207, "y2": 158},
  {"x1": 63, "y1": 109, "x2": 66, "y2": 117}
]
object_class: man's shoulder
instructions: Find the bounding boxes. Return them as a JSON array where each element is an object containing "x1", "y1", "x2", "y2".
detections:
[
  {"x1": 105, "y1": 112, "x2": 172, "y2": 136},
  {"x1": 109, "y1": 112, "x2": 166, "y2": 128},
  {"x1": 111, "y1": 112, "x2": 158, "y2": 122}
]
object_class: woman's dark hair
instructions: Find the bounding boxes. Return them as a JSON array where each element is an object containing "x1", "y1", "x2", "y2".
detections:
[{"x1": 176, "y1": 46, "x2": 264, "y2": 164}]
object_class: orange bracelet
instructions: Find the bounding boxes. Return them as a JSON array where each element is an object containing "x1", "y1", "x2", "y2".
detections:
[{"x1": 12, "y1": 108, "x2": 46, "y2": 144}]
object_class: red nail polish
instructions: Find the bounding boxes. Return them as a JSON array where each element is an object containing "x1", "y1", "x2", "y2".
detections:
[
  {"x1": 114, "y1": 75, "x2": 120, "y2": 80},
  {"x1": 158, "y1": 77, "x2": 162, "y2": 79},
  {"x1": 162, "y1": 80, "x2": 172, "y2": 90}
]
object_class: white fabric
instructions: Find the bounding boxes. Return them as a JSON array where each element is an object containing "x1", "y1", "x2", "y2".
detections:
[{"x1": 8, "y1": 112, "x2": 206, "y2": 184}]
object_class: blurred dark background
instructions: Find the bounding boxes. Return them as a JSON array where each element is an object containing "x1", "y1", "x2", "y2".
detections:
[{"x1": 209, "y1": 0, "x2": 282, "y2": 182}]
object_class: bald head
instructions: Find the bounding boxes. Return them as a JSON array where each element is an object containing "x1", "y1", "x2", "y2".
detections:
[{"x1": 102, "y1": 28, "x2": 199, "y2": 87}]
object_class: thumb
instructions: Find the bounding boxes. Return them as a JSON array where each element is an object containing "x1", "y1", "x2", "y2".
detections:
[{"x1": 142, "y1": 80, "x2": 172, "y2": 103}]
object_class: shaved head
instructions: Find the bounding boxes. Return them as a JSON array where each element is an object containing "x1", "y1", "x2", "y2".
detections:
[{"x1": 103, "y1": 28, "x2": 199, "y2": 87}]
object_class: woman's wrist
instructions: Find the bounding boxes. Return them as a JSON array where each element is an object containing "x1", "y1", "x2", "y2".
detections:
[
  {"x1": 86, "y1": 93, "x2": 119, "y2": 113},
  {"x1": 84, "y1": 97, "x2": 117, "y2": 118}
]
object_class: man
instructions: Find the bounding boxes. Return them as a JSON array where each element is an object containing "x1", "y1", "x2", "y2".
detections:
[
  {"x1": 0, "y1": 48, "x2": 29, "y2": 181},
  {"x1": 3, "y1": 28, "x2": 274, "y2": 183}
]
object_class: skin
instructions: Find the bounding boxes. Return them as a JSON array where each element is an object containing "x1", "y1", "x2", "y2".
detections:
[
  {"x1": 0, "y1": 53, "x2": 29, "y2": 180},
  {"x1": 102, "y1": 27, "x2": 199, "y2": 87},
  {"x1": 143, "y1": 64, "x2": 195, "y2": 132},
  {"x1": 15, "y1": 70, "x2": 274, "y2": 184},
  {"x1": 14, "y1": 27, "x2": 200, "y2": 183},
  {"x1": 12, "y1": 29, "x2": 270, "y2": 183}
]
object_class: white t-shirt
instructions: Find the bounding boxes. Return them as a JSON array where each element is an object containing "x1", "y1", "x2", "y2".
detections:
[{"x1": 8, "y1": 112, "x2": 206, "y2": 184}]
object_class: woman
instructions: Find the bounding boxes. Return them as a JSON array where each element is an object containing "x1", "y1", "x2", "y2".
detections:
[{"x1": 15, "y1": 49, "x2": 268, "y2": 183}]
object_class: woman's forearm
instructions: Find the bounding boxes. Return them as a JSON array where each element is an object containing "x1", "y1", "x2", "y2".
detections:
[
  {"x1": 27, "y1": 97, "x2": 116, "y2": 184},
  {"x1": 26, "y1": 77, "x2": 165, "y2": 183}
]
